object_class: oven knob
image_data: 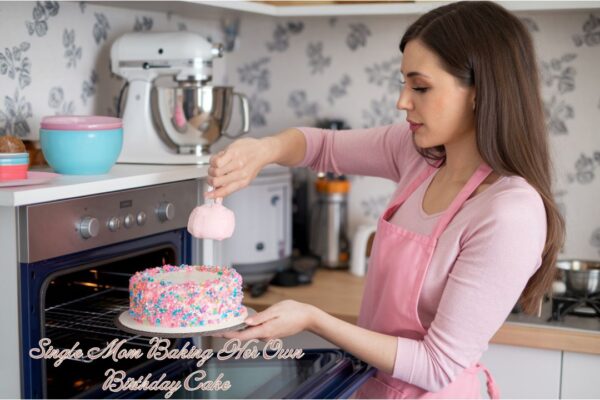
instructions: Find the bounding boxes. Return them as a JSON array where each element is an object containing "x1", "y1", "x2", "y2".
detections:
[
  {"x1": 156, "y1": 202, "x2": 175, "y2": 222},
  {"x1": 79, "y1": 217, "x2": 99, "y2": 239},
  {"x1": 108, "y1": 217, "x2": 121, "y2": 232},
  {"x1": 124, "y1": 214, "x2": 135, "y2": 228},
  {"x1": 136, "y1": 211, "x2": 147, "y2": 226}
]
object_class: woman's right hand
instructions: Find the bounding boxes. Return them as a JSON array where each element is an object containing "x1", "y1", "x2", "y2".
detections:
[{"x1": 205, "y1": 137, "x2": 273, "y2": 199}]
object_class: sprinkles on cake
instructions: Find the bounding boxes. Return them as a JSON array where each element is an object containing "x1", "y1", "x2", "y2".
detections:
[{"x1": 129, "y1": 264, "x2": 244, "y2": 328}]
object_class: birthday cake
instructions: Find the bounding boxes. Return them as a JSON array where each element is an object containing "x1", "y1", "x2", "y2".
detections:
[{"x1": 129, "y1": 264, "x2": 247, "y2": 329}]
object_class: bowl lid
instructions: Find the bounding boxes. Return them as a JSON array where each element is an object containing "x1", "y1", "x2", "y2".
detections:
[{"x1": 41, "y1": 115, "x2": 122, "y2": 131}]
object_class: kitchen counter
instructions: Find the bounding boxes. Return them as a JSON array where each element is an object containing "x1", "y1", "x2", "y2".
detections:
[
  {"x1": 243, "y1": 269, "x2": 600, "y2": 355},
  {"x1": 0, "y1": 164, "x2": 209, "y2": 207}
]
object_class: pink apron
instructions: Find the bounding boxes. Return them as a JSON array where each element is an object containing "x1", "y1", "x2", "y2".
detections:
[{"x1": 354, "y1": 162, "x2": 501, "y2": 399}]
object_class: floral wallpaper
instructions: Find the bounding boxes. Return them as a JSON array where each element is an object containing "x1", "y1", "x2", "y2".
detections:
[
  {"x1": 0, "y1": 1, "x2": 223, "y2": 137},
  {"x1": 220, "y1": 8, "x2": 600, "y2": 260},
  {"x1": 0, "y1": 2, "x2": 599, "y2": 259}
]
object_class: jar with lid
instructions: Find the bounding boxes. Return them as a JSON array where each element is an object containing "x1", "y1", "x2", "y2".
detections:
[{"x1": 309, "y1": 174, "x2": 351, "y2": 268}]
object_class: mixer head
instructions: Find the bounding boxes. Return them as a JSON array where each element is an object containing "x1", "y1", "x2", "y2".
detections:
[{"x1": 110, "y1": 31, "x2": 223, "y2": 83}]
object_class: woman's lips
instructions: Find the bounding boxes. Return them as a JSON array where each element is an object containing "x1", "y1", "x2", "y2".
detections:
[{"x1": 409, "y1": 122, "x2": 423, "y2": 132}]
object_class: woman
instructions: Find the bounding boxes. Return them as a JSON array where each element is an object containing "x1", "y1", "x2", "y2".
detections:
[{"x1": 206, "y1": 1, "x2": 565, "y2": 398}]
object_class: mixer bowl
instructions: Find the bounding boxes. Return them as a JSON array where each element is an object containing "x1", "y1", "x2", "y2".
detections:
[
  {"x1": 151, "y1": 78, "x2": 250, "y2": 155},
  {"x1": 556, "y1": 259, "x2": 600, "y2": 296}
]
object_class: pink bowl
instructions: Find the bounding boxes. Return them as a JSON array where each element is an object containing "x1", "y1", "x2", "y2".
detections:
[
  {"x1": 0, "y1": 163, "x2": 28, "y2": 181},
  {"x1": 40, "y1": 115, "x2": 122, "y2": 131}
]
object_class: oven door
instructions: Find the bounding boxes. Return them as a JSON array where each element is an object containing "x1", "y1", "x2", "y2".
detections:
[{"x1": 20, "y1": 228, "x2": 191, "y2": 399}]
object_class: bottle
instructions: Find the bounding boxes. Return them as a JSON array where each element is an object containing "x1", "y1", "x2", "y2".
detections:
[{"x1": 309, "y1": 174, "x2": 351, "y2": 268}]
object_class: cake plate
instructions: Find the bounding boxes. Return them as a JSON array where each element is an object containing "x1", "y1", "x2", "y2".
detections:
[{"x1": 115, "y1": 306, "x2": 257, "y2": 338}]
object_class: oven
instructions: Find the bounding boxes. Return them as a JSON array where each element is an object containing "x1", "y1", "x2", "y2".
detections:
[
  {"x1": 18, "y1": 180, "x2": 197, "y2": 398},
  {"x1": 16, "y1": 179, "x2": 374, "y2": 399}
]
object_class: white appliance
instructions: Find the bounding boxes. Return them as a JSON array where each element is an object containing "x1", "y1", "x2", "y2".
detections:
[
  {"x1": 350, "y1": 224, "x2": 377, "y2": 277},
  {"x1": 216, "y1": 165, "x2": 293, "y2": 296},
  {"x1": 110, "y1": 31, "x2": 249, "y2": 165}
]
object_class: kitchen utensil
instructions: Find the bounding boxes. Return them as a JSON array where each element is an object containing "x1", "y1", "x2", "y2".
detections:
[
  {"x1": 187, "y1": 185, "x2": 236, "y2": 240},
  {"x1": 40, "y1": 115, "x2": 123, "y2": 175},
  {"x1": 110, "y1": 31, "x2": 250, "y2": 165},
  {"x1": 0, "y1": 171, "x2": 58, "y2": 188},
  {"x1": 0, "y1": 152, "x2": 29, "y2": 181},
  {"x1": 350, "y1": 224, "x2": 377, "y2": 277},
  {"x1": 309, "y1": 175, "x2": 351, "y2": 268},
  {"x1": 152, "y1": 80, "x2": 249, "y2": 153},
  {"x1": 556, "y1": 259, "x2": 600, "y2": 296},
  {"x1": 115, "y1": 307, "x2": 255, "y2": 338}
]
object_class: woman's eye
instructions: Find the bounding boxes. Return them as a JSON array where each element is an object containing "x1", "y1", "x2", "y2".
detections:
[{"x1": 413, "y1": 87, "x2": 429, "y2": 93}]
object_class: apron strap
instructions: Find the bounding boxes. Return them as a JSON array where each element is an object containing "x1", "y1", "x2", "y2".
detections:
[
  {"x1": 431, "y1": 163, "x2": 493, "y2": 239},
  {"x1": 476, "y1": 363, "x2": 501, "y2": 399},
  {"x1": 384, "y1": 162, "x2": 439, "y2": 220}
]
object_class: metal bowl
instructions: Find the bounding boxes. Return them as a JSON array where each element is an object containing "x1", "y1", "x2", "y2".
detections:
[
  {"x1": 151, "y1": 77, "x2": 249, "y2": 155},
  {"x1": 556, "y1": 259, "x2": 600, "y2": 296}
]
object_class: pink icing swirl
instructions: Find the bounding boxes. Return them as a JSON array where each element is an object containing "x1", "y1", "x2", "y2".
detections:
[{"x1": 187, "y1": 202, "x2": 235, "y2": 240}]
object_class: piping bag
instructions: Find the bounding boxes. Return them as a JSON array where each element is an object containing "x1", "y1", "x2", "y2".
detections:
[{"x1": 187, "y1": 185, "x2": 235, "y2": 241}]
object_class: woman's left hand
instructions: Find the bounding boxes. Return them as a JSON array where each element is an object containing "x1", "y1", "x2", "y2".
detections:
[{"x1": 220, "y1": 300, "x2": 315, "y2": 341}]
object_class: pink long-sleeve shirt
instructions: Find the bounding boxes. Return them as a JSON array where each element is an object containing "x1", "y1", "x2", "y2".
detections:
[{"x1": 296, "y1": 123, "x2": 547, "y2": 392}]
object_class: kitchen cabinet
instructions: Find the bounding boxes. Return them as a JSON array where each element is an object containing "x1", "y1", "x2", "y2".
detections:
[
  {"x1": 478, "y1": 343, "x2": 562, "y2": 399},
  {"x1": 479, "y1": 345, "x2": 600, "y2": 399},
  {"x1": 94, "y1": 1, "x2": 600, "y2": 20},
  {"x1": 561, "y1": 351, "x2": 600, "y2": 399},
  {"x1": 209, "y1": 0, "x2": 600, "y2": 15}
]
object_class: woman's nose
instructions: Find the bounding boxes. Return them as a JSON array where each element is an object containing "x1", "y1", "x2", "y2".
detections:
[{"x1": 396, "y1": 88, "x2": 412, "y2": 111}]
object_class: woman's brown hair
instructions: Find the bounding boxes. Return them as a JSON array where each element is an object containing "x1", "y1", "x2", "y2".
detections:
[{"x1": 400, "y1": 1, "x2": 565, "y2": 314}]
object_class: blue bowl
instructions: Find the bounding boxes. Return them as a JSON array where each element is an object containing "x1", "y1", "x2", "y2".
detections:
[{"x1": 40, "y1": 128, "x2": 123, "y2": 175}]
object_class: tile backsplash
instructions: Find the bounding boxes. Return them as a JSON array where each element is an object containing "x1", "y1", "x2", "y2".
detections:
[{"x1": 1, "y1": 2, "x2": 599, "y2": 259}]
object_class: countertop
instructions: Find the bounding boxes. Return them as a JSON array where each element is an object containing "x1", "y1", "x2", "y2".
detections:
[
  {"x1": 0, "y1": 164, "x2": 208, "y2": 207},
  {"x1": 243, "y1": 269, "x2": 600, "y2": 355}
]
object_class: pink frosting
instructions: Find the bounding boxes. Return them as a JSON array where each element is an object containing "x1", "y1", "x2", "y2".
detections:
[
  {"x1": 173, "y1": 102, "x2": 187, "y2": 129},
  {"x1": 41, "y1": 115, "x2": 123, "y2": 131},
  {"x1": 129, "y1": 264, "x2": 244, "y2": 328},
  {"x1": 187, "y1": 202, "x2": 235, "y2": 240}
]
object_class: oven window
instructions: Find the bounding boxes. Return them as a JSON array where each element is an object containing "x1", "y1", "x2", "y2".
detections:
[
  {"x1": 160, "y1": 353, "x2": 334, "y2": 399},
  {"x1": 43, "y1": 246, "x2": 177, "y2": 398}
]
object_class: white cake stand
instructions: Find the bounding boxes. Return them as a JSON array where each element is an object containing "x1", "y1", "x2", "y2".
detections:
[{"x1": 115, "y1": 306, "x2": 256, "y2": 338}]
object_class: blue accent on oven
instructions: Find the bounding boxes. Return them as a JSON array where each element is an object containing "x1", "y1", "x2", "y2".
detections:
[{"x1": 20, "y1": 229, "x2": 191, "y2": 398}]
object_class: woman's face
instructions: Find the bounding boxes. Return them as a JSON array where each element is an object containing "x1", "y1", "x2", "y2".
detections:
[{"x1": 397, "y1": 40, "x2": 476, "y2": 149}]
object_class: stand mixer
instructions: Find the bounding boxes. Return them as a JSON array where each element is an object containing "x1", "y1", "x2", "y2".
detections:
[{"x1": 110, "y1": 32, "x2": 249, "y2": 164}]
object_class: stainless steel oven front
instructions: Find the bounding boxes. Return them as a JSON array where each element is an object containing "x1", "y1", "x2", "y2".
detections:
[{"x1": 17, "y1": 180, "x2": 199, "y2": 398}]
